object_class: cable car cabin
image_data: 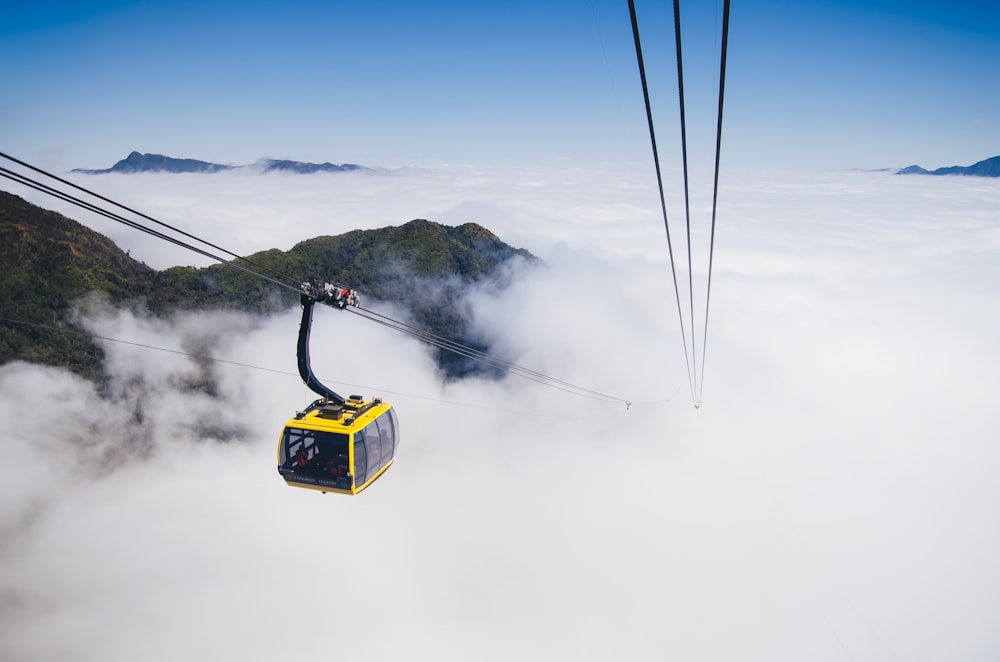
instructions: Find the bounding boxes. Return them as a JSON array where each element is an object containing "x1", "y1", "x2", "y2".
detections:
[
  {"x1": 279, "y1": 287, "x2": 400, "y2": 495},
  {"x1": 277, "y1": 395, "x2": 399, "y2": 495}
]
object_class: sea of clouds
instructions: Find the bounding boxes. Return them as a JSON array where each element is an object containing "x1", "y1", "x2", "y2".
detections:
[{"x1": 2, "y1": 163, "x2": 999, "y2": 661}]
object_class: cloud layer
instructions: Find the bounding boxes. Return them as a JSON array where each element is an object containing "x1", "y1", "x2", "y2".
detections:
[{"x1": 2, "y1": 165, "x2": 999, "y2": 661}]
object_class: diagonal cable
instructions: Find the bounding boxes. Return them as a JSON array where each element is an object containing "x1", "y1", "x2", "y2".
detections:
[
  {"x1": 672, "y1": 0, "x2": 699, "y2": 395},
  {"x1": 1, "y1": 156, "x2": 654, "y2": 407},
  {"x1": 0, "y1": 151, "x2": 303, "y2": 289},
  {"x1": 627, "y1": 0, "x2": 696, "y2": 404},
  {"x1": 696, "y1": 0, "x2": 731, "y2": 406}
]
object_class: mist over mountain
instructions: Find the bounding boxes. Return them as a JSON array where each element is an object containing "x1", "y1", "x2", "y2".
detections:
[
  {"x1": 3, "y1": 162, "x2": 1000, "y2": 662},
  {"x1": 896, "y1": 154, "x2": 1000, "y2": 177},
  {"x1": 0, "y1": 190, "x2": 536, "y2": 382},
  {"x1": 72, "y1": 151, "x2": 369, "y2": 174}
]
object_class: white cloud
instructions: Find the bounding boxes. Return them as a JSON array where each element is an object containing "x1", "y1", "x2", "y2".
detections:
[{"x1": 2, "y1": 165, "x2": 1000, "y2": 661}]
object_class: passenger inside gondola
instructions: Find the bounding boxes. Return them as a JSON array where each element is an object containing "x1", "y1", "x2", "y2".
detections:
[
  {"x1": 281, "y1": 428, "x2": 349, "y2": 479},
  {"x1": 293, "y1": 446, "x2": 309, "y2": 468}
]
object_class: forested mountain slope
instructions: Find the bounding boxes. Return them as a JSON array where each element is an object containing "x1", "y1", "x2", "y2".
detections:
[{"x1": 0, "y1": 190, "x2": 536, "y2": 381}]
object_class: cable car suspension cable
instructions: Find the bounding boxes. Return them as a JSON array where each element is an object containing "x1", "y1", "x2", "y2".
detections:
[
  {"x1": 0, "y1": 151, "x2": 304, "y2": 290},
  {"x1": 1, "y1": 314, "x2": 662, "y2": 418},
  {"x1": 697, "y1": 0, "x2": 730, "y2": 406},
  {"x1": 1, "y1": 154, "x2": 650, "y2": 407},
  {"x1": 671, "y1": 0, "x2": 700, "y2": 399},
  {"x1": 627, "y1": 0, "x2": 696, "y2": 405},
  {"x1": 0, "y1": 166, "x2": 301, "y2": 294},
  {"x1": 348, "y1": 305, "x2": 647, "y2": 404},
  {"x1": 627, "y1": 0, "x2": 730, "y2": 408}
]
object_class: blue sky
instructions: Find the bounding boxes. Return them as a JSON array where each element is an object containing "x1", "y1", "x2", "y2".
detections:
[{"x1": 2, "y1": 0, "x2": 998, "y2": 171}]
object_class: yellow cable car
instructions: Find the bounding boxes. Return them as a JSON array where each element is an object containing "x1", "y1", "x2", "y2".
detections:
[
  {"x1": 277, "y1": 286, "x2": 400, "y2": 495},
  {"x1": 277, "y1": 395, "x2": 399, "y2": 495}
]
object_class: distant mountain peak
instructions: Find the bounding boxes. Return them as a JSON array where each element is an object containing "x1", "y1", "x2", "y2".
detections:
[
  {"x1": 72, "y1": 151, "x2": 232, "y2": 174},
  {"x1": 896, "y1": 155, "x2": 1000, "y2": 177},
  {"x1": 257, "y1": 158, "x2": 367, "y2": 174},
  {"x1": 72, "y1": 152, "x2": 370, "y2": 175}
]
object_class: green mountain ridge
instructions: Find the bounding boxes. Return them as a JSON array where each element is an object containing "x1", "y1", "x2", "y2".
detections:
[{"x1": 0, "y1": 189, "x2": 537, "y2": 382}]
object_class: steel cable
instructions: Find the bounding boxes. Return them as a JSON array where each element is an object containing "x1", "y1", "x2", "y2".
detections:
[
  {"x1": 696, "y1": 0, "x2": 730, "y2": 406},
  {"x1": 627, "y1": 0, "x2": 730, "y2": 408},
  {"x1": 627, "y1": 0, "x2": 697, "y2": 404},
  {"x1": 1, "y1": 155, "x2": 655, "y2": 408}
]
